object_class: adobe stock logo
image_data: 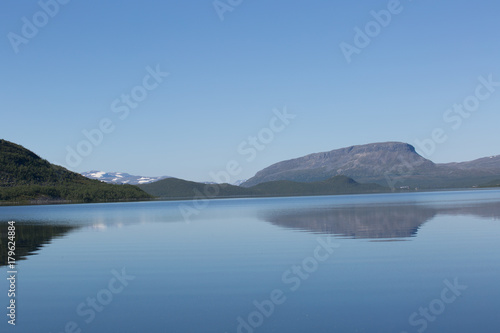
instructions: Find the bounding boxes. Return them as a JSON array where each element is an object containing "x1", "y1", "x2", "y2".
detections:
[
  {"x1": 7, "y1": 0, "x2": 70, "y2": 54},
  {"x1": 213, "y1": 0, "x2": 243, "y2": 21}
]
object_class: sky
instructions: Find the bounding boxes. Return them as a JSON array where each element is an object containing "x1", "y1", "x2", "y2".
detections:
[{"x1": 1, "y1": 0, "x2": 500, "y2": 182}]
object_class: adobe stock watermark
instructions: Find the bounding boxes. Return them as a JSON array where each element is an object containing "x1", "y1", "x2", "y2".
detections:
[
  {"x1": 213, "y1": 0, "x2": 243, "y2": 21},
  {"x1": 340, "y1": 0, "x2": 408, "y2": 64},
  {"x1": 178, "y1": 107, "x2": 296, "y2": 223},
  {"x1": 235, "y1": 236, "x2": 339, "y2": 333},
  {"x1": 65, "y1": 64, "x2": 169, "y2": 168},
  {"x1": 7, "y1": 0, "x2": 70, "y2": 54},
  {"x1": 384, "y1": 74, "x2": 499, "y2": 190},
  {"x1": 400, "y1": 278, "x2": 467, "y2": 333},
  {"x1": 50, "y1": 267, "x2": 135, "y2": 333}
]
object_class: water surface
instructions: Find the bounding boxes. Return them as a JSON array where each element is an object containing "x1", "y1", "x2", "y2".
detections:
[{"x1": 1, "y1": 190, "x2": 499, "y2": 332}]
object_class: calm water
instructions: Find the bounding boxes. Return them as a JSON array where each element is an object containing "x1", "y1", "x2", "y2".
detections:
[{"x1": 1, "y1": 190, "x2": 500, "y2": 333}]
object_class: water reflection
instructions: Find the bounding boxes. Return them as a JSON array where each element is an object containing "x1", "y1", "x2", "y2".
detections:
[
  {"x1": 2, "y1": 197, "x2": 499, "y2": 267},
  {"x1": 439, "y1": 201, "x2": 500, "y2": 220},
  {"x1": 263, "y1": 201, "x2": 500, "y2": 240},
  {"x1": 0, "y1": 223, "x2": 77, "y2": 267}
]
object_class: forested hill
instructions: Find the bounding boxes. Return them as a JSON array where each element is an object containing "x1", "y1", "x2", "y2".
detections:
[
  {"x1": 138, "y1": 175, "x2": 388, "y2": 199},
  {"x1": 0, "y1": 139, "x2": 151, "y2": 204}
]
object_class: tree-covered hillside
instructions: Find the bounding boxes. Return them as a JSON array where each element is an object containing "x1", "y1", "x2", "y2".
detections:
[
  {"x1": 139, "y1": 175, "x2": 388, "y2": 199},
  {"x1": 138, "y1": 177, "x2": 257, "y2": 198},
  {"x1": 0, "y1": 139, "x2": 152, "y2": 204}
]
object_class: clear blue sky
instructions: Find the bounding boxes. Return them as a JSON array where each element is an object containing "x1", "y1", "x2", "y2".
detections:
[{"x1": 1, "y1": 0, "x2": 500, "y2": 182}]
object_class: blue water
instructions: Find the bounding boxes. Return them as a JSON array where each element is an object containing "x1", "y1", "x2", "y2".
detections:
[{"x1": 1, "y1": 190, "x2": 499, "y2": 332}]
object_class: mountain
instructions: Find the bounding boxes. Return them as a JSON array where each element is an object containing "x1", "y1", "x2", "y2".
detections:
[
  {"x1": 138, "y1": 175, "x2": 387, "y2": 199},
  {"x1": 441, "y1": 155, "x2": 500, "y2": 170},
  {"x1": 0, "y1": 140, "x2": 152, "y2": 204},
  {"x1": 241, "y1": 142, "x2": 500, "y2": 189},
  {"x1": 82, "y1": 171, "x2": 170, "y2": 185},
  {"x1": 232, "y1": 179, "x2": 248, "y2": 186},
  {"x1": 81, "y1": 171, "x2": 244, "y2": 187}
]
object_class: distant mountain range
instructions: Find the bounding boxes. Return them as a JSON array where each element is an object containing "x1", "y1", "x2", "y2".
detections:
[
  {"x1": 232, "y1": 179, "x2": 248, "y2": 186},
  {"x1": 2, "y1": 139, "x2": 499, "y2": 206},
  {"x1": 241, "y1": 142, "x2": 500, "y2": 189},
  {"x1": 82, "y1": 171, "x2": 247, "y2": 186},
  {"x1": 81, "y1": 171, "x2": 171, "y2": 185},
  {"x1": 65, "y1": 142, "x2": 500, "y2": 191}
]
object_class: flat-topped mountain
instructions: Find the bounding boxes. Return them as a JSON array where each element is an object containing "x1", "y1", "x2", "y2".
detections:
[{"x1": 241, "y1": 142, "x2": 500, "y2": 189}]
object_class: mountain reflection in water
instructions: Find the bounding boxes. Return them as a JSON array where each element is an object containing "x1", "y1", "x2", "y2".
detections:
[
  {"x1": 263, "y1": 201, "x2": 500, "y2": 240},
  {"x1": 2, "y1": 196, "x2": 499, "y2": 267}
]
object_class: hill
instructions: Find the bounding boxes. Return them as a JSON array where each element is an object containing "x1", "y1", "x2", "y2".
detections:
[
  {"x1": 0, "y1": 223, "x2": 77, "y2": 267},
  {"x1": 138, "y1": 177, "x2": 256, "y2": 198},
  {"x1": 138, "y1": 175, "x2": 387, "y2": 199},
  {"x1": 241, "y1": 142, "x2": 500, "y2": 189},
  {"x1": 250, "y1": 175, "x2": 386, "y2": 196},
  {"x1": 479, "y1": 179, "x2": 500, "y2": 188},
  {"x1": 0, "y1": 139, "x2": 152, "y2": 204}
]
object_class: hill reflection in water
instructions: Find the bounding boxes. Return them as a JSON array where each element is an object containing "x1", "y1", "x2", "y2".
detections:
[{"x1": 0, "y1": 223, "x2": 77, "y2": 267}]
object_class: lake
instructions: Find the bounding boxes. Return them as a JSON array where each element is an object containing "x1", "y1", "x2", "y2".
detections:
[{"x1": 1, "y1": 190, "x2": 500, "y2": 333}]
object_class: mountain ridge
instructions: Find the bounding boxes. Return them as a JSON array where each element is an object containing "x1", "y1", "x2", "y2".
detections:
[{"x1": 81, "y1": 171, "x2": 171, "y2": 185}]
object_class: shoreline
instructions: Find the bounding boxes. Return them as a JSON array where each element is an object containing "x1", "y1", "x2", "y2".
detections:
[{"x1": 1, "y1": 186, "x2": 497, "y2": 207}]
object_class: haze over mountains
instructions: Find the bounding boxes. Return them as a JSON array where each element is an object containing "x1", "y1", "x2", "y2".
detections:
[{"x1": 241, "y1": 142, "x2": 500, "y2": 189}]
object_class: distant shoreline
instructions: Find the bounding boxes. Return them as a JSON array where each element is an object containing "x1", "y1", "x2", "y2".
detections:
[{"x1": 1, "y1": 187, "x2": 497, "y2": 207}]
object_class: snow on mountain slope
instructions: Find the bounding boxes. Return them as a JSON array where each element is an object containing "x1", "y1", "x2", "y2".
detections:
[{"x1": 82, "y1": 171, "x2": 170, "y2": 185}]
